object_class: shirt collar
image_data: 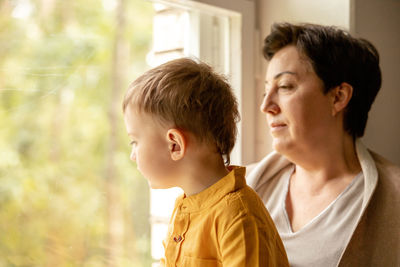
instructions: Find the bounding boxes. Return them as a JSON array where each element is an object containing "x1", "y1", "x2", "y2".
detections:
[
  {"x1": 176, "y1": 166, "x2": 246, "y2": 212},
  {"x1": 355, "y1": 139, "x2": 378, "y2": 209}
]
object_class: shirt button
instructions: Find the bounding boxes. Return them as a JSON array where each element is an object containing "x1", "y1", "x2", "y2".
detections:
[{"x1": 173, "y1": 235, "x2": 182, "y2": 243}]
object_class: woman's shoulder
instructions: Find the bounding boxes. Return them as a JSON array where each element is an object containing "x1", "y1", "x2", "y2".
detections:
[
  {"x1": 246, "y1": 162, "x2": 258, "y2": 175},
  {"x1": 341, "y1": 149, "x2": 400, "y2": 266},
  {"x1": 369, "y1": 150, "x2": 400, "y2": 193},
  {"x1": 245, "y1": 151, "x2": 292, "y2": 190},
  {"x1": 369, "y1": 150, "x2": 400, "y2": 174}
]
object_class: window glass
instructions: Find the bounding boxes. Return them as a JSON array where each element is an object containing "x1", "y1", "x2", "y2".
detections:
[
  {"x1": 0, "y1": 0, "x2": 154, "y2": 265},
  {"x1": 0, "y1": 0, "x2": 254, "y2": 266}
]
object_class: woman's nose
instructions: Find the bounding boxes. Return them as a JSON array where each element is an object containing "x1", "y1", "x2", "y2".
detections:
[{"x1": 260, "y1": 91, "x2": 280, "y2": 114}]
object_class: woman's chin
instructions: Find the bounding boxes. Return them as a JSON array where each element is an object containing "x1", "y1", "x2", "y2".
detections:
[{"x1": 272, "y1": 139, "x2": 293, "y2": 154}]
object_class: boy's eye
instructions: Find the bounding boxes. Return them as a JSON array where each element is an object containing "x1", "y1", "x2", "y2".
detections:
[{"x1": 129, "y1": 141, "x2": 137, "y2": 146}]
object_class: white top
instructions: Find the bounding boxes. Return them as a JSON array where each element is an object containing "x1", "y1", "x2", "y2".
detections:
[
  {"x1": 265, "y1": 166, "x2": 364, "y2": 267},
  {"x1": 246, "y1": 140, "x2": 379, "y2": 266}
]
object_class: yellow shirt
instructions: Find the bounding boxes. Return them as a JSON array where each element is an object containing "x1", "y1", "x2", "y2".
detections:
[{"x1": 161, "y1": 166, "x2": 289, "y2": 267}]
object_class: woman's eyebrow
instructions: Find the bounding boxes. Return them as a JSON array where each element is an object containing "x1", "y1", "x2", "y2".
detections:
[{"x1": 265, "y1": 71, "x2": 297, "y2": 84}]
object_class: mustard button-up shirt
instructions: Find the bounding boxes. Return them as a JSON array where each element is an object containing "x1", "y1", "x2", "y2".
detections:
[{"x1": 161, "y1": 166, "x2": 289, "y2": 266}]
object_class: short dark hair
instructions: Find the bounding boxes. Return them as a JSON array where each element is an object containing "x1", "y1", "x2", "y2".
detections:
[
  {"x1": 123, "y1": 58, "x2": 240, "y2": 164},
  {"x1": 263, "y1": 22, "x2": 382, "y2": 138}
]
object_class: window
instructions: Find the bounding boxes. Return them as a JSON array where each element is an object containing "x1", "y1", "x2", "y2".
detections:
[
  {"x1": 0, "y1": 0, "x2": 154, "y2": 265},
  {"x1": 146, "y1": 0, "x2": 255, "y2": 265},
  {"x1": 0, "y1": 0, "x2": 255, "y2": 266},
  {"x1": 148, "y1": 0, "x2": 257, "y2": 165}
]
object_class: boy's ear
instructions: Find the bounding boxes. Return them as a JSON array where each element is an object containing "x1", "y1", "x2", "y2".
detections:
[
  {"x1": 166, "y1": 129, "x2": 186, "y2": 161},
  {"x1": 331, "y1": 82, "x2": 353, "y2": 116}
]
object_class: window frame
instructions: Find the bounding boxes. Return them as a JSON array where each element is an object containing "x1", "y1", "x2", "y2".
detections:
[
  {"x1": 151, "y1": 0, "x2": 257, "y2": 165},
  {"x1": 147, "y1": 1, "x2": 256, "y2": 264}
]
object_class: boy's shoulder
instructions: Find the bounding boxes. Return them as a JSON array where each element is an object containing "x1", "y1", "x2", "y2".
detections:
[
  {"x1": 214, "y1": 166, "x2": 269, "y2": 216},
  {"x1": 214, "y1": 182, "x2": 271, "y2": 224},
  {"x1": 207, "y1": 184, "x2": 277, "y2": 244}
]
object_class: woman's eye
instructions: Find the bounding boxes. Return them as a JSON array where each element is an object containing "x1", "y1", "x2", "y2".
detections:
[{"x1": 278, "y1": 84, "x2": 294, "y2": 90}]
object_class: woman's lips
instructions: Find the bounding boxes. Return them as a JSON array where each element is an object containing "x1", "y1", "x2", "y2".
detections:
[{"x1": 270, "y1": 122, "x2": 287, "y2": 132}]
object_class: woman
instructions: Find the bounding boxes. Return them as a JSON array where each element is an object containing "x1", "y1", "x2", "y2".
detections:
[{"x1": 247, "y1": 23, "x2": 400, "y2": 267}]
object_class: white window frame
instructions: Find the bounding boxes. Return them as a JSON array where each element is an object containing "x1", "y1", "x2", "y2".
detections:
[
  {"x1": 147, "y1": 1, "x2": 256, "y2": 265},
  {"x1": 152, "y1": 0, "x2": 256, "y2": 165},
  {"x1": 195, "y1": 0, "x2": 256, "y2": 165}
]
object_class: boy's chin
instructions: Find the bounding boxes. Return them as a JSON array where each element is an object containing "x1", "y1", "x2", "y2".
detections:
[{"x1": 147, "y1": 181, "x2": 174, "y2": 190}]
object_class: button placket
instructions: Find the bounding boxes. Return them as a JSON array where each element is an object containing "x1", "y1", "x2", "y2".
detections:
[
  {"x1": 172, "y1": 204, "x2": 190, "y2": 264},
  {"x1": 172, "y1": 206, "x2": 187, "y2": 244}
]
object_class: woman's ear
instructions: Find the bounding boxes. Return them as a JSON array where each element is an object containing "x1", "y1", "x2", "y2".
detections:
[
  {"x1": 331, "y1": 82, "x2": 353, "y2": 116},
  {"x1": 166, "y1": 129, "x2": 186, "y2": 161}
]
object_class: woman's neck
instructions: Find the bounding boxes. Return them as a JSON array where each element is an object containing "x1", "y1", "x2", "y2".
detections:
[{"x1": 285, "y1": 133, "x2": 361, "y2": 185}]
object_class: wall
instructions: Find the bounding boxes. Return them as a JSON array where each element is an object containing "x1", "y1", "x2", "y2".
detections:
[
  {"x1": 355, "y1": 0, "x2": 400, "y2": 165},
  {"x1": 255, "y1": 0, "x2": 400, "y2": 165}
]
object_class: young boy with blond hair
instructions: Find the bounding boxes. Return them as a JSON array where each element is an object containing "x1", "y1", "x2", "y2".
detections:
[{"x1": 122, "y1": 58, "x2": 288, "y2": 266}]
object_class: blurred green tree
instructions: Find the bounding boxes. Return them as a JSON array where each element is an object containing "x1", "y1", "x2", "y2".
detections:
[{"x1": 0, "y1": 0, "x2": 154, "y2": 266}]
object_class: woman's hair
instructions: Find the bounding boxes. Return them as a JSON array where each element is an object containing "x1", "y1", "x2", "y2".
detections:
[
  {"x1": 123, "y1": 58, "x2": 240, "y2": 164},
  {"x1": 263, "y1": 22, "x2": 382, "y2": 138}
]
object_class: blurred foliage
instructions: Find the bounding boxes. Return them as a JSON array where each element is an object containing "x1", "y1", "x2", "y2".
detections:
[{"x1": 0, "y1": 0, "x2": 154, "y2": 266}]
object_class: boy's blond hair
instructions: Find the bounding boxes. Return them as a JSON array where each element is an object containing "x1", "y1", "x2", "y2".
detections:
[{"x1": 122, "y1": 58, "x2": 240, "y2": 164}]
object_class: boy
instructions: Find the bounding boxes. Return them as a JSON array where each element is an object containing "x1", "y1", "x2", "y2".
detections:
[{"x1": 122, "y1": 58, "x2": 288, "y2": 266}]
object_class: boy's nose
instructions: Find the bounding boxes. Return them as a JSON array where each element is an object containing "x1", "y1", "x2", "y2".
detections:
[{"x1": 130, "y1": 150, "x2": 136, "y2": 162}]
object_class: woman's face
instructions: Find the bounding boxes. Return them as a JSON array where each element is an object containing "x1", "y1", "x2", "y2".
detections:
[{"x1": 261, "y1": 45, "x2": 336, "y2": 156}]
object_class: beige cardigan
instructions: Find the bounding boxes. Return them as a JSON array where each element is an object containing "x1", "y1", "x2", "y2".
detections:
[{"x1": 246, "y1": 140, "x2": 400, "y2": 266}]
